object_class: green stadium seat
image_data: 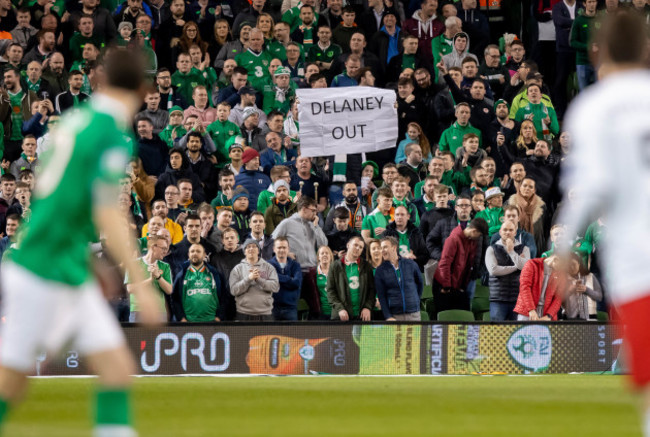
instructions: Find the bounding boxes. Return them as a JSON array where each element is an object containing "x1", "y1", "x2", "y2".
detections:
[
  {"x1": 597, "y1": 311, "x2": 609, "y2": 322},
  {"x1": 422, "y1": 284, "x2": 433, "y2": 299},
  {"x1": 420, "y1": 311, "x2": 430, "y2": 321},
  {"x1": 297, "y1": 299, "x2": 310, "y2": 320},
  {"x1": 481, "y1": 312, "x2": 491, "y2": 321},
  {"x1": 472, "y1": 282, "x2": 490, "y2": 319},
  {"x1": 437, "y1": 310, "x2": 475, "y2": 322},
  {"x1": 423, "y1": 298, "x2": 436, "y2": 321}
]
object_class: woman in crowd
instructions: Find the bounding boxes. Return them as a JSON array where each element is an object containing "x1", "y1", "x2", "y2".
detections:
[
  {"x1": 316, "y1": 246, "x2": 334, "y2": 320},
  {"x1": 506, "y1": 177, "x2": 547, "y2": 252},
  {"x1": 257, "y1": 13, "x2": 275, "y2": 41},
  {"x1": 395, "y1": 122, "x2": 432, "y2": 164},
  {"x1": 209, "y1": 19, "x2": 232, "y2": 62},
  {"x1": 561, "y1": 252, "x2": 603, "y2": 321}
]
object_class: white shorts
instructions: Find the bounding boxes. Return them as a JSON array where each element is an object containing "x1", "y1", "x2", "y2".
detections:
[{"x1": 0, "y1": 262, "x2": 125, "y2": 373}]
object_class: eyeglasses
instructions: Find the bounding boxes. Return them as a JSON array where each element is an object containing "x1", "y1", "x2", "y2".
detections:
[{"x1": 456, "y1": 204, "x2": 472, "y2": 208}]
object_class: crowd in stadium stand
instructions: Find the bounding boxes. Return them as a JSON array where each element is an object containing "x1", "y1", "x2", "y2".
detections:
[{"x1": 0, "y1": 0, "x2": 636, "y2": 322}]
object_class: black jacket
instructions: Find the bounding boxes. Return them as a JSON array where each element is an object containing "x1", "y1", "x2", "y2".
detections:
[
  {"x1": 138, "y1": 136, "x2": 169, "y2": 177},
  {"x1": 167, "y1": 237, "x2": 217, "y2": 277},
  {"x1": 368, "y1": 28, "x2": 407, "y2": 69},
  {"x1": 382, "y1": 221, "x2": 429, "y2": 269},
  {"x1": 426, "y1": 214, "x2": 465, "y2": 260},
  {"x1": 419, "y1": 206, "x2": 454, "y2": 240},
  {"x1": 154, "y1": 157, "x2": 206, "y2": 203},
  {"x1": 54, "y1": 90, "x2": 90, "y2": 114},
  {"x1": 209, "y1": 248, "x2": 244, "y2": 320},
  {"x1": 522, "y1": 155, "x2": 560, "y2": 211},
  {"x1": 327, "y1": 228, "x2": 360, "y2": 254}
]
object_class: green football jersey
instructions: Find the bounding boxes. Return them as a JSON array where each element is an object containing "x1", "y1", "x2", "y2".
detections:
[
  {"x1": 235, "y1": 49, "x2": 273, "y2": 90},
  {"x1": 181, "y1": 265, "x2": 219, "y2": 322},
  {"x1": 12, "y1": 95, "x2": 134, "y2": 286}
]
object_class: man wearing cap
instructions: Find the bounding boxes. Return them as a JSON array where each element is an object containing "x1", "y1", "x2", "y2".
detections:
[
  {"x1": 234, "y1": 148, "x2": 271, "y2": 208},
  {"x1": 490, "y1": 98, "x2": 519, "y2": 175},
  {"x1": 263, "y1": 66, "x2": 296, "y2": 115},
  {"x1": 226, "y1": 140, "x2": 244, "y2": 176},
  {"x1": 475, "y1": 186, "x2": 505, "y2": 238},
  {"x1": 264, "y1": 179, "x2": 297, "y2": 234},
  {"x1": 183, "y1": 85, "x2": 218, "y2": 125},
  {"x1": 228, "y1": 86, "x2": 266, "y2": 127},
  {"x1": 158, "y1": 106, "x2": 186, "y2": 148},
  {"x1": 230, "y1": 186, "x2": 252, "y2": 241},
  {"x1": 229, "y1": 237, "x2": 279, "y2": 321},
  {"x1": 206, "y1": 102, "x2": 240, "y2": 167},
  {"x1": 257, "y1": 165, "x2": 296, "y2": 214},
  {"x1": 239, "y1": 106, "x2": 263, "y2": 147},
  {"x1": 215, "y1": 23, "x2": 252, "y2": 70},
  {"x1": 235, "y1": 28, "x2": 272, "y2": 91}
]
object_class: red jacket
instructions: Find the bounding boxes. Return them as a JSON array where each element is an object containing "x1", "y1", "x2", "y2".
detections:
[
  {"x1": 433, "y1": 226, "x2": 477, "y2": 290},
  {"x1": 514, "y1": 258, "x2": 564, "y2": 320}
]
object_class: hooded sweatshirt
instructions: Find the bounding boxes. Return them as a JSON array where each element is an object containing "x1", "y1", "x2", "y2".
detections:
[
  {"x1": 441, "y1": 32, "x2": 479, "y2": 69},
  {"x1": 402, "y1": 9, "x2": 444, "y2": 65},
  {"x1": 154, "y1": 153, "x2": 206, "y2": 202}
]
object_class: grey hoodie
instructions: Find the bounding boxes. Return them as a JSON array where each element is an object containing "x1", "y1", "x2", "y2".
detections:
[
  {"x1": 441, "y1": 32, "x2": 478, "y2": 69},
  {"x1": 229, "y1": 258, "x2": 279, "y2": 315},
  {"x1": 271, "y1": 213, "x2": 328, "y2": 269}
]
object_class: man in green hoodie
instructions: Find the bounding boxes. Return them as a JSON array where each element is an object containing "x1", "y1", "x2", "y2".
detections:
[
  {"x1": 475, "y1": 187, "x2": 505, "y2": 237},
  {"x1": 158, "y1": 106, "x2": 187, "y2": 148},
  {"x1": 570, "y1": 0, "x2": 598, "y2": 90}
]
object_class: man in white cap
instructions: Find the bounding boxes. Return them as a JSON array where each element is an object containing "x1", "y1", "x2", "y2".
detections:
[
  {"x1": 264, "y1": 179, "x2": 297, "y2": 234},
  {"x1": 475, "y1": 186, "x2": 505, "y2": 238},
  {"x1": 263, "y1": 66, "x2": 295, "y2": 115}
]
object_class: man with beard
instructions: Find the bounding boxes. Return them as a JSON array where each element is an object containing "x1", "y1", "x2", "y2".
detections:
[
  {"x1": 135, "y1": 117, "x2": 168, "y2": 177},
  {"x1": 172, "y1": 243, "x2": 226, "y2": 322},
  {"x1": 502, "y1": 161, "x2": 526, "y2": 203},
  {"x1": 155, "y1": 68, "x2": 187, "y2": 110},
  {"x1": 185, "y1": 131, "x2": 217, "y2": 200},
  {"x1": 324, "y1": 181, "x2": 367, "y2": 234},
  {"x1": 22, "y1": 30, "x2": 55, "y2": 65},
  {"x1": 0, "y1": 68, "x2": 38, "y2": 162},
  {"x1": 167, "y1": 213, "x2": 217, "y2": 276},
  {"x1": 264, "y1": 180, "x2": 297, "y2": 236}
]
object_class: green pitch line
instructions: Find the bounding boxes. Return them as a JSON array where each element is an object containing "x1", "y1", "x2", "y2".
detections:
[{"x1": 4, "y1": 375, "x2": 641, "y2": 436}]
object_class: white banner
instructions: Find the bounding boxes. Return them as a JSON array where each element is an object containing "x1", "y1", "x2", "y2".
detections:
[{"x1": 296, "y1": 87, "x2": 398, "y2": 158}]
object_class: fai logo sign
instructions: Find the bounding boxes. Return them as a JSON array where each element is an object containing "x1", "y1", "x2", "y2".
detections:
[
  {"x1": 506, "y1": 325, "x2": 552, "y2": 372},
  {"x1": 141, "y1": 332, "x2": 231, "y2": 373}
]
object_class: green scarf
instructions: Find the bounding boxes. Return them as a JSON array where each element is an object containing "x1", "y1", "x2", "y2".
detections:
[{"x1": 332, "y1": 154, "x2": 347, "y2": 183}]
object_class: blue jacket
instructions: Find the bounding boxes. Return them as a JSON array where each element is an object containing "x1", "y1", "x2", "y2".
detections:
[
  {"x1": 171, "y1": 261, "x2": 228, "y2": 321},
  {"x1": 259, "y1": 147, "x2": 297, "y2": 175},
  {"x1": 234, "y1": 169, "x2": 271, "y2": 208},
  {"x1": 374, "y1": 257, "x2": 423, "y2": 318},
  {"x1": 268, "y1": 257, "x2": 303, "y2": 308}
]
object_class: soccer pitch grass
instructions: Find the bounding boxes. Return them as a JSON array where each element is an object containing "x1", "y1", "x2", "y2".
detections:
[{"x1": 4, "y1": 375, "x2": 641, "y2": 437}]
